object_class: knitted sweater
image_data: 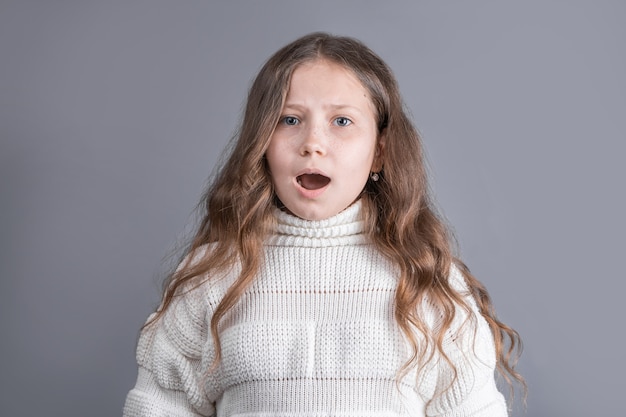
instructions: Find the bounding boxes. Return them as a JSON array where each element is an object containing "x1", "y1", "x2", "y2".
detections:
[{"x1": 123, "y1": 201, "x2": 508, "y2": 416}]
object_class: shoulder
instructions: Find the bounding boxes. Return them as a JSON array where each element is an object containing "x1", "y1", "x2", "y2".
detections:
[
  {"x1": 140, "y1": 243, "x2": 238, "y2": 356},
  {"x1": 447, "y1": 262, "x2": 471, "y2": 294},
  {"x1": 174, "y1": 243, "x2": 240, "y2": 299},
  {"x1": 174, "y1": 243, "x2": 215, "y2": 273},
  {"x1": 419, "y1": 262, "x2": 476, "y2": 323}
]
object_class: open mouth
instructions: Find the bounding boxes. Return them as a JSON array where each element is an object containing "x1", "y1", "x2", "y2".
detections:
[{"x1": 296, "y1": 173, "x2": 331, "y2": 190}]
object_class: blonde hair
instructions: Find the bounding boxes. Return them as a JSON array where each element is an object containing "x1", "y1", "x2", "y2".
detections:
[{"x1": 150, "y1": 32, "x2": 524, "y2": 398}]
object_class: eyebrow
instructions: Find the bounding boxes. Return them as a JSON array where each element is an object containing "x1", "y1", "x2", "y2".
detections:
[{"x1": 282, "y1": 103, "x2": 365, "y2": 113}]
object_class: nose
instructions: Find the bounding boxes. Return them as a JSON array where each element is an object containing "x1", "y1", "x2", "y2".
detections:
[{"x1": 299, "y1": 125, "x2": 326, "y2": 156}]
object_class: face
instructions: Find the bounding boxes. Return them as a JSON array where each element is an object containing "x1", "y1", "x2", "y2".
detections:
[{"x1": 265, "y1": 59, "x2": 383, "y2": 221}]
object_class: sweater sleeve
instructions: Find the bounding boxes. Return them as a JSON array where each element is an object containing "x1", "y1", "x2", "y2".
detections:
[
  {"x1": 123, "y1": 257, "x2": 221, "y2": 416},
  {"x1": 423, "y1": 265, "x2": 508, "y2": 417}
]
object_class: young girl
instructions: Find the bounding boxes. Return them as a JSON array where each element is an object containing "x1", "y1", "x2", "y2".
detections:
[{"x1": 124, "y1": 32, "x2": 523, "y2": 417}]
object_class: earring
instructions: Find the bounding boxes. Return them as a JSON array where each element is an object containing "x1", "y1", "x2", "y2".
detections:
[{"x1": 370, "y1": 172, "x2": 379, "y2": 182}]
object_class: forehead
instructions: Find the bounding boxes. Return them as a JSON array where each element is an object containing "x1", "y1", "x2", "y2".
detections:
[{"x1": 285, "y1": 59, "x2": 374, "y2": 110}]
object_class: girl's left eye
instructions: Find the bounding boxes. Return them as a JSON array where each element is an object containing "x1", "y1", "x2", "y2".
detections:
[{"x1": 333, "y1": 117, "x2": 352, "y2": 127}]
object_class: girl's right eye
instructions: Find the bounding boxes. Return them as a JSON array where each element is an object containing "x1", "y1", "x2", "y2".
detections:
[{"x1": 281, "y1": 116, "x2": 299, "y2": 126}]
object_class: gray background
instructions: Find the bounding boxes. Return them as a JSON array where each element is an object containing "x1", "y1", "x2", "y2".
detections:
[{"x1": 1, "y1": 1, "x2": 624, "y2": 416}]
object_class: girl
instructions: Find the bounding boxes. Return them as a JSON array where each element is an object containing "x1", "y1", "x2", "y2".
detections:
[{"x1": 124, "y1": 32, "x2": 524, "y2": 417}]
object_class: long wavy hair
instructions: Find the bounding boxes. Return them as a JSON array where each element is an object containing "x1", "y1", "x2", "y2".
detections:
[{"x1": 149, "y1": 32, "x2": 524, "y2": 399}]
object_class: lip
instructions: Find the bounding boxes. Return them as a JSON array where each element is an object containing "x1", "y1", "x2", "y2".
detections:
[
  {"x1": 294, "y1": 168, "x2": 331, "y2": 199},
  {"x1": 295, "y1": 168, "x2": 330, "y2": 178}
]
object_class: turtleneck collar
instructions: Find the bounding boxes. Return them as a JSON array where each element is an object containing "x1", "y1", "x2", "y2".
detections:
[{"x1": 266, "y1": 200, "x2": 369, "y2": 247}]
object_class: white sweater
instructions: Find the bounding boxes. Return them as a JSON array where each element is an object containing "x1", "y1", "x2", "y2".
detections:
[{"x1": 123, "y1": 201, "x2": 508, "y2": 416}]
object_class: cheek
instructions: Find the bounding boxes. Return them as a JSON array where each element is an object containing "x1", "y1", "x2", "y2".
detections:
[
  {"x1": 353, "y1": 145, "x2": 377, "y2": 171},
  {"x1": 265, "y1": 142, "x2": 283, "y2": 173},
  {"x1": 343, "y1": 156, "x2": 375, "y2": 188}
]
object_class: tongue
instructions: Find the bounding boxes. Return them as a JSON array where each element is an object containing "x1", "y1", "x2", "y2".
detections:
[{"x1": 298, "y1": 174, "x2": 330, "y2": 190}]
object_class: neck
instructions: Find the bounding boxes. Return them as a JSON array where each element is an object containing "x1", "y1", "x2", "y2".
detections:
[{"x1": 267, "y1": 200, "x2": 368, "y2": 247}]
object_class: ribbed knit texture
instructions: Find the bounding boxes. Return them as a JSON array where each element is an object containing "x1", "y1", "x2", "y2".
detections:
[{"x1": 124, "y1": 201, "x2": 508, "y2": 417}]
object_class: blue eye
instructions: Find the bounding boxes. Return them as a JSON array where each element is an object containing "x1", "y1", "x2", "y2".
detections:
[
  {"x1": 281, "y1": 116, "x2": 299, "y2": 126},
  {"x1": 334, "y1": 117, "x2": 352, "y2": 127}
]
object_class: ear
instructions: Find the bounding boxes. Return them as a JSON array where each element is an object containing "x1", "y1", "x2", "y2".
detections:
[{"x1": 371, "y1": 131, "x2": 386, "y2": 173}]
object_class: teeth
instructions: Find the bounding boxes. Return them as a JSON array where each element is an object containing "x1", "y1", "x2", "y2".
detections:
[{"x1": 297, "y1": 177, "x2": 302, "y2": 185}]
